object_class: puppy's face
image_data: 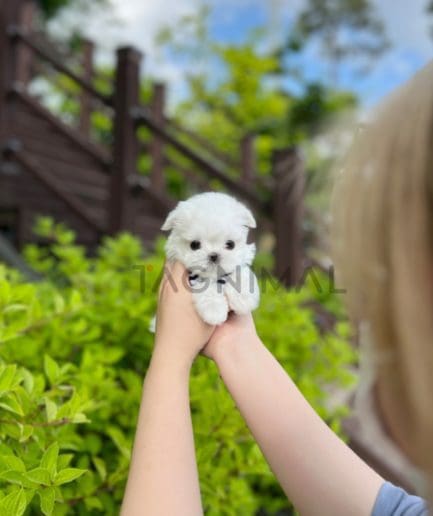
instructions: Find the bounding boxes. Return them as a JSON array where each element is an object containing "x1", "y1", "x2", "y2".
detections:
[{"x1": 161, "y1": 193, "x2": 256, "y2": 277}]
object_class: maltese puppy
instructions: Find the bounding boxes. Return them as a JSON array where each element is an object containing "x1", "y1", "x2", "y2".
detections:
[{"x1": 155, "y1": 191, "x2": 260, "y2": 327}]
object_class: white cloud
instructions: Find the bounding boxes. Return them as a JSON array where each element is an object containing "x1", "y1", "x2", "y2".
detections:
[
  {"x1": 47, "y1": 0, "x2": 433, "y2": 109},
  {"x1": 373, "y1": 0, "x2": 432, "y2": 57},
  {"x1": 47, "y1": 0, "x2": 200, "y2": 107}
]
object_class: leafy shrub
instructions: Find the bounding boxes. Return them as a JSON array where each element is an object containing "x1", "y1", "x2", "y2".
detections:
[{"x1": 0, "y1": 218, "x2": 356, "y2": 515}]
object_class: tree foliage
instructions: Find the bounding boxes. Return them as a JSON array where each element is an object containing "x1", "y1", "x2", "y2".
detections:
[
  {"x1": 155, "y1": 7, "x2": 359, "y2": 179},
  {"x1": 38, "y1": 0, "x2": 108, "y2": 19},
  {"x1": 286, "y1": 0, "x2": 389, "y2": 85},
  {"x1": 428, "y1": 0, "x2": 433, "y2": 39},
  {"x1": 0, "y1": 218, "x2": 357, "y2": 514}
]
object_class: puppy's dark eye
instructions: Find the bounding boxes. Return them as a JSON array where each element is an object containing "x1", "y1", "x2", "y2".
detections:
[
  {"x1": 190, "y1": 240, "x2": 201, "y2": 250},
  {"x1": 225, "y1": 240, "x2": 235, "y2": 250}
]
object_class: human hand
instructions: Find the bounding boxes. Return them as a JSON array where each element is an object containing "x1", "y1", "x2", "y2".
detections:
[
  {"x1": 153, "y1": 260, "x2": 216, "y2": 370},
  {"x1": 202, "y1": 311, "x2": 261, "y2": 364}
]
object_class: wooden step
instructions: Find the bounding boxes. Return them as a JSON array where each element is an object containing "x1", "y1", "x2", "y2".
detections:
[
  {"x1": 14, "y1": 130, "x2": 105, "y2": 170},
  {"x1": 11, "y1": 88, "x2": 111, "y2": 167}
]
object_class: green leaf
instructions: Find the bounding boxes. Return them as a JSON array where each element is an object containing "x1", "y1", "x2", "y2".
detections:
[
  {"x1": 41, "y1": 442, "x2": 59, "y2": 477},
  {"x1": 84, "y1": 496, "x2": 103, "y2": 510},
  {"x1": 0, "y1": 487, "x2": 27, "y2": 516},
  {"x1": 54, "y1": 467, "x2": 87, "y2": 485},
  {"x1": 0, "y1": 393, "x2": 24, "y2": 416},
  {"x1": 2, "y1": 421, "x2": 22, "y2": 440},
  {"x1": 57, "y1": 454, "x2": 73, "y2": 470},
  {"x1": 71, "y1": 412, "x2": 90, "y2": 423},
  {"x1": 0, "y1": 470, "x2": 38, "y2": 489},
  {"x1": 39, "y1": 486, "x2": 56, "y2": 515},
  {"x1": 25, "y1": 467, "x2": 51, "y2": 486},
  {"x1": 3, "y1": 304, "x2": 27, "y2": 314},
  {"x1": 92, "y1": 457, "x2": 106, "y2": 481},
  {"x1": 20, "y1": 369, "x2": 34, "y2": 394},
  {"x1": 0, "y1": 365, "x2": 17, "y2": 393},
  {"x1": 44, "y1": 398, "x2": 57, "y2": 423},
  {"x1": 69, "y1": 290, "x2": 82, "y2": 310},
  {"x1": 53, "y1": 294, "x2": 65, "y2": 314},
  {"x1": 24, "y1": 488, "x2": 36, "y2": 505},
  {"x1": 19, "y1": 424, "x2": 33, "y2": 442},
  {"x1": 44, "y1": 355, "x2": 60, "y2": 386},
  {"x1": 0, "y1": 454, "x2": 25, "y2": 472},
  {"x1": 107, "y1": 427, "x2": 131, "y2": 459}
]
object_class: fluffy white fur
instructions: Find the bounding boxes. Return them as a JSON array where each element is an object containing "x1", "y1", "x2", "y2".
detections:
[{"x1": 155, "y1": 191, "x2": 260, "y2": 327}]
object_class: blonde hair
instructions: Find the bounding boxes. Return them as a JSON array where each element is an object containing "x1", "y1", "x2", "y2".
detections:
[{"x1": 331, "y1": 60, "x2": 433, "y2": 492}]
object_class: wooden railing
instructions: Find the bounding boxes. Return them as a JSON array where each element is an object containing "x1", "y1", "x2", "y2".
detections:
[
  {"x1": 0, "y1": 0, "x2": 306, "y2": 288},
  {"x1": 132, "y1": 106, "x2": 264, "y2": 209},
  {"x1": 7, "y1": 25, "x2": 112, "y2": 107}
]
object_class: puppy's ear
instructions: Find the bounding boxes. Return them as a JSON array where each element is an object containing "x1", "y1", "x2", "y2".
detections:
[
  {"x1": 238, "y1": 204, "x2": 256, "y2": 229},
  {"x1": 161, "y1": 202, "x2": 184, "y2": 231}
]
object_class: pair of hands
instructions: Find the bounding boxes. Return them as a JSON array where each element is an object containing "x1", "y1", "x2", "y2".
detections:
[{"x1": 153, "y1": 261, "x2": 257, "y2": 368}]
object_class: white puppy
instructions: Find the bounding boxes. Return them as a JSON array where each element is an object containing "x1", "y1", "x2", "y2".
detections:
[{"x1": 155, "y1": 191, "x2": 260, "y2": 327}]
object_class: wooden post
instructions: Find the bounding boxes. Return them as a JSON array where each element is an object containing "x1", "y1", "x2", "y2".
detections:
[
  {"x1": 0, "y1": 0, "x2": 33, "y2": 137},
  {"x1": 272, "y1": 147, "x2": 305, "y2": 287},
  {"x1": 78, "y1": 39, "x2": 94, "y2": 137},
  {"x1": 149, "y1": 82, "x2": 166, "y2": 191},
  {"x1": 109, "y1": 46, "x2": 142, "y2": 234},
  {"x1": 14, "y1": 0, "x2": 35, "y2": 87},
  {"x1": 0, "y1": 3, "x2": 11, "y2": 137},
  {"x1": 240, "y1": 133, "x2": 256, "y2": 185}
]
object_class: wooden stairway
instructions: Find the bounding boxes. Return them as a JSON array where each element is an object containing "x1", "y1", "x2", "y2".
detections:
[
  {"x1": 0, "y1": 0, "x2": 304, "y2": 286},
  {"x1": 3, "y1": 85, "x2": 165, "y2": 248}
]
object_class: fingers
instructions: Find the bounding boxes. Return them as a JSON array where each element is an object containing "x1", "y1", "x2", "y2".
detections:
[
  {"x1": 165, "y1": 260, "x2": 184, "y2": 279},
  {"x1": 158, "y1": 260, "x2": 187, "y2": 298}
]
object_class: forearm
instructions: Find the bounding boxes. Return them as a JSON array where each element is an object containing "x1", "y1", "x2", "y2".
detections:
[
  {"x1": 121, "y1": 348, "x2": 203, "y2": 516},
  {"x1": 215, "y1": 336, "x2": 383, "y2": 516}
]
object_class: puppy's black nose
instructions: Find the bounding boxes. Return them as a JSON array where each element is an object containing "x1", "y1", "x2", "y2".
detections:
[{"x1": 209, "y1": 253, "x2": 219, "y2": 263}]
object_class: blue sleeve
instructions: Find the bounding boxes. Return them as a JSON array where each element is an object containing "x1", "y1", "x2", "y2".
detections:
[{"x1": 372, "y1": 481, "x2": 429, "y2": 516}]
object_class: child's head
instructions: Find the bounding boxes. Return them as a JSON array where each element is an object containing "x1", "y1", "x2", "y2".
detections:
[{"x1": 332, "y1": 60, "x2": 433, "y2": 493}]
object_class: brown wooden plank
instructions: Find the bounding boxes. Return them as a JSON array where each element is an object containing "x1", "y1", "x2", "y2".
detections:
[
  {"x1": 43, "y1": 165, "x2": 108, "y2": 190},
  {"x1": 10, "y1": 87, "x2": 111, "y2": 167},
  {"x1": 38, "y1": 161, "x2": 108, "y2": 188},
  {"x1": 0, "y1": 176, "x2": 99, "y2": 243},
  {"x1": 14, "y1": 149, "x2": 109, "y2": 187},
  {"x1": 20, "y1": 171, "x2": 108, "y2": 212},
  {"x1": 11, "y1": 110, "x2": 107, "y2": 167},
  {"x1": 9, "y1": 147, "x2": 105, "y2": 232},
  {"x1": 22, "y1": 186, "x2": 106, "y2": 222},
  {"x1": 1, "y1": 173, "x2": 61, "y2": 198},
  {"x1": 56, "y1": 182, "x2": 108, "y2": 203},
  {"x1": 9, "y1": 27, "x2": 112, "y2": 108},
  {"x1": 14, "y1": 133, "x2": 103, "y2": 170},
  {"x1": 12, "y1": 113, "x2": 56, "y2": 137},
  {"x1": 13, "y1": 105, "x2": 107, "y2": 154}
]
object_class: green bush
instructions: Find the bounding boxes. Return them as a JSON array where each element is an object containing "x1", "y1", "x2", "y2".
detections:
[{"x1": 0, "y1": 218, "x2": 356, "y2": 515}]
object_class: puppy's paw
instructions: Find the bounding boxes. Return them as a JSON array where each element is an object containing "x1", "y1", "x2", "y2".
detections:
[
  {"x1": 194, "y1": 295, "x2": 228, "y2": 325},
  {"x1": 225, "y1": 269, "x2": 260, "y2": 315},
  {"x1": 148, "y1": 315, "x2": 156, "y2": 333},
  {"x1": 228, "y1": 293, "x2": 257, "y2": 315}
]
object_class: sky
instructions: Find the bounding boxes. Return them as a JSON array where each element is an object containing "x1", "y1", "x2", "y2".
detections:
[{"x1": 49, "y1": 0, "x2": 433, "y2": 110}]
